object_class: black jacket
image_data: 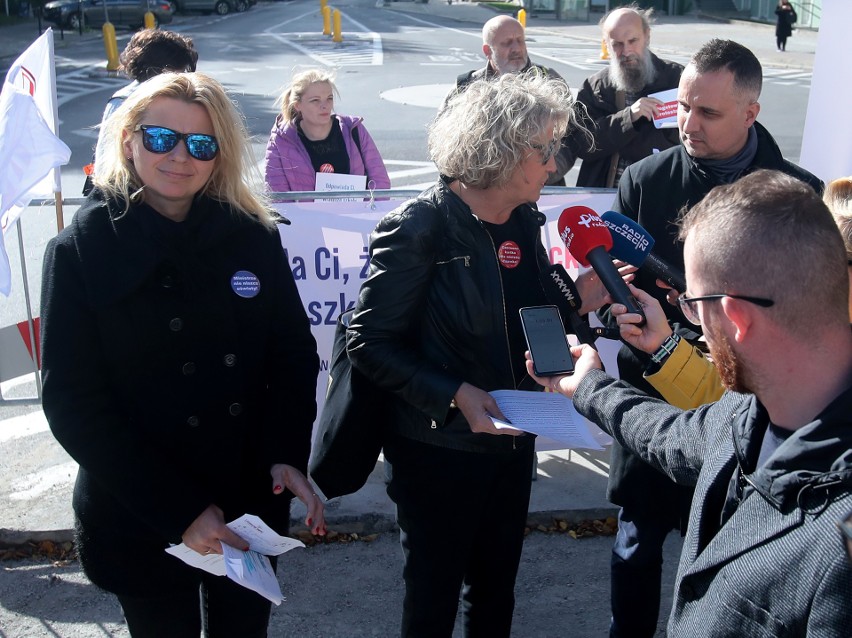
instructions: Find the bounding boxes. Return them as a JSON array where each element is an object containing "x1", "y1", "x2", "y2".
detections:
[
  {"x1": 570, "y1": 52, "x2": 684, "y2": 187},
  {"x1": 40, "y1": 191, "x2": 319, "y2": 595},
  {"x1": 603, "y1": 121, "x2": 823, "y2": 508},
  {"x1": 347, "y1": 180, "x2": 546, "y2": 453}
]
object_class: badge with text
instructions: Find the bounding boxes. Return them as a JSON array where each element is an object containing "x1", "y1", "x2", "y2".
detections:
[
  {"x1": 649, "y1": 88, "x2": 678, "y2": 129},
  {"x1": 497, "y1": 241, "x2": 521, "y2": 269},
  {"x1": 231, "y1": 270, "x2": 260, "y2": 298}
]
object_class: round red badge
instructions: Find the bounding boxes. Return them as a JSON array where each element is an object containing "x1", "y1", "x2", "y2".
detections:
[
  {"x1": 319, "y1": 163, "x2": 335, "y2": 173},
  {"x1": 497, "y1": 241, "x2": 521, "y2": 269}
]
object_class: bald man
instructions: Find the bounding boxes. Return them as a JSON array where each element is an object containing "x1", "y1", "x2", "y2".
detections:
[
  {"x1": 446, "y1": 15, "x2": 575, "y2": 185},
  {"x1": 569, "y1": 5, "x2": 682, "y2": 188}
]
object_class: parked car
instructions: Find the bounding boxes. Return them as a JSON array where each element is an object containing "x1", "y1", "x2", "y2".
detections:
[
  {"x1": 42, "y1": 0, "x2": 174, "y2": 30},
  {"x1": 173, "y1": 0, "x2": 249, "y2": 15}
]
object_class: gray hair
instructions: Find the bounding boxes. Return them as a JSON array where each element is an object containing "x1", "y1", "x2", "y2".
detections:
[
  {"x1": 679, "y1": 170, "x2": 847, "y2": 335},
  {"x1": 428, "y1": 71, "x2": 578, "y2": 189},
  {"x1": 599, "y1": 3, "x2": 654, "y2": 33}
]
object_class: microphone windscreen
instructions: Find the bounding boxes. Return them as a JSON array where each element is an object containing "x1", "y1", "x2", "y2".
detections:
[
  {"x1": 600, "y1": 210, "x2": 654, "y2": 267},
  {"x1": 557, "y1": 206, "x2": 613, "y2": 267}
]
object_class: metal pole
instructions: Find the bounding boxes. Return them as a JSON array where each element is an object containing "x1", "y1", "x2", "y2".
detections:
[{"x1": 16, "y1": 221, "x2": 43, "y2": 400}]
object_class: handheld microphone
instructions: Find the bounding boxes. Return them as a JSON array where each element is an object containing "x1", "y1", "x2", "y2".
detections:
[
  {"x1": 539, "y1": 264, "x2": 598, "y2": 349},
  {"x1": 557, "y1": 206, "x2": 645, "y2": 324},
  {"x1": 600, "y1": 211, "x2": 686, "y2": 293}
]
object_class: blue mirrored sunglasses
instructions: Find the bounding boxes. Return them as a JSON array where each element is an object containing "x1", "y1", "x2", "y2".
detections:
[{"x1": 134, "y1": 125, "x2": 219, "y2": 161}]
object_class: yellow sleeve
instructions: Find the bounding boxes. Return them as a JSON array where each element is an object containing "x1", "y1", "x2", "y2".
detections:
[{"x1": 644, "y1": 338, "x2": 725, "y2": 410}]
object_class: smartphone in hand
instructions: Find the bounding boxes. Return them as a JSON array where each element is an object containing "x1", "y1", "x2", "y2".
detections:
[{"x1": 519, "y1": 305, "x2": 575, "y2": 377}]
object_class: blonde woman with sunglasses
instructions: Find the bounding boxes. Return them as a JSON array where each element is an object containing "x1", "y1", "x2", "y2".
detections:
[{"x1": 40, "y1": 72, "x2": 324, "y2": 636}]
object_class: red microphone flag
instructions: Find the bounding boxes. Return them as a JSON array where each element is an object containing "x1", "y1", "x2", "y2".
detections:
[{"x1": 556, "y1": 206, "x2": 613, "y2": 267}]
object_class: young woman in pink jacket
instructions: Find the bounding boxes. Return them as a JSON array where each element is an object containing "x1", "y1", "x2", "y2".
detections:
[{"x1": 264, "y1": 69, "x2": 390, "y2": 194}]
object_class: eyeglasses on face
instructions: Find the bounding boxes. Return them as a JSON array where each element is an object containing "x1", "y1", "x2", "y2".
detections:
[
  {"x1": 134, "y1": 125, "x2": 219, "y2": 161},
  {"x1": 529, "y1": 139, "x2": 561, "y2": 165},
  {"x1": 677, "y1": 292, "x2": 775, "y2": 326}
]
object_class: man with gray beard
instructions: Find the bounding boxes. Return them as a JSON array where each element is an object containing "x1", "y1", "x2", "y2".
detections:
[{"x1": 570, "y1": 5, "x2": 682, "y2": 188}]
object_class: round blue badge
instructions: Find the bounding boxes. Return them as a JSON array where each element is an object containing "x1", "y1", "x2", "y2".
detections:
[{"x1": 231, "y1": 270, "x2": 260, "y2": 298}]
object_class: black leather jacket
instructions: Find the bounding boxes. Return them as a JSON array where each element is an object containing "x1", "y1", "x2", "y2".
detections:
[{"x1": 347, "y1": 179, "x2": 548, "y2": 453}]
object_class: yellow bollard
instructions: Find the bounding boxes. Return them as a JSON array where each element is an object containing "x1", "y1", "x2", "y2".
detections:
[
  {"x1": 600, "y1": 38, "x2": 609, "y2": 60},
  {"x1": 332, "y1": 8, "x2": 342, "y2": 43},
  {"x1": 517, "y1": 8, "x2": 526, "y2": 28},
  {"x1": 102, "y1": 22, "x2": 120, "y2": 72},
  {"x1": 322, "y1": 5, "x2": 331, "y2": 36},
  {"x1": 320, "y1": 0, "x2": 326, "y2": 8},
  {"x1": 143, "y1": 11, "x2": 156, "y2": 29}
]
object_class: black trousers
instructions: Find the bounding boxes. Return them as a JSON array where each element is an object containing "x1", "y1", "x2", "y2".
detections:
[
  {"x1": 116, "y1": 556, "x2": 277, "y2": 638},
  {"x1": 384, "y1": 435, "x2": 535, "y2": 638}
]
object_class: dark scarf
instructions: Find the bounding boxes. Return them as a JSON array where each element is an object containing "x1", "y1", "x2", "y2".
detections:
[{"x1": 696, "y1": 126, "x2": 758, "y2": 185}]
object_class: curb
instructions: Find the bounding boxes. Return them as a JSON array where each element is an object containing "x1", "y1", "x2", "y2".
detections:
[{"x1": 0, "y1": 506, "x2": 621, "y2": 549}]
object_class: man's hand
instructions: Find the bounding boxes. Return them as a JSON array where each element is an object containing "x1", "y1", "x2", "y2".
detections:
[
  {"x1": 525, "y1": 344, "x2": 602, "y2": 399},
  {"x1": 613, "y1": 284, "x2": 672, "y2": 354},
  {"x1": 271, "y1": 464, "x2": 326, "y2": 536},
  {"x1": 454, "y1": 382, "x2": 520, "y2": 436},
  {"x1": 576, "y1": 261, "x2": 637, "y2": 315},
  {"x1": 182, "y1": 504, "x2": 250, "y2": 555},
  {"x1": 629, "y1": 96, "x2": 664, "y2": 123}
]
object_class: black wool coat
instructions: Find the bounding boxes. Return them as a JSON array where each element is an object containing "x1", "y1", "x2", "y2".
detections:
[{"x1": 40, "y1": 191, "x2": 319, "y2": 595}]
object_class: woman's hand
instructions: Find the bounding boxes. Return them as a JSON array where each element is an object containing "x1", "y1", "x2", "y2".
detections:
[
  {"x1": 525, "y1": 345, "x2": 602, "y2": 399},
  {"x1": 613, "y1": 284, "x2": 672, "y2": 354},
  {"x1": 575, "y1": 261, "x2": 637, "y2": 316},
  {"x1": 182, "y1": 504, "x2": 250, "y2": 555},
  {"x1": 454, "y1": 382, "x2": 520, "y2": 436},
  {"x1": 271, "y1": 464, "x2": 326, "y2": 536}
]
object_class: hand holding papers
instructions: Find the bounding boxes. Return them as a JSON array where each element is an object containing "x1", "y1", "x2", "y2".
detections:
[
  {"x1": 488, "y1": 390, "x2": 609, "y2": 450},
  {"x1": 165, "y1": 514, "x2": 304, "y2": 605}
]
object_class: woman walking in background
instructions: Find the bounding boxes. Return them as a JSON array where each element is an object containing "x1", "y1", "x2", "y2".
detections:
[
  {"x1": 775, "y1": 1, "x2": 797, "y2": 52},
  {"x1": 264, "y1": 68, "x2": 390, "y2": 193}
]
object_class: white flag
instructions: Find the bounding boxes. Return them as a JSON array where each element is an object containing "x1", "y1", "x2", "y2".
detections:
[
  {"x1": 4, "y1": 28, "x2": 62, "y2": 198},
  {"x1": 0, "y1": 29, "x2": 71, "y2": 297}
]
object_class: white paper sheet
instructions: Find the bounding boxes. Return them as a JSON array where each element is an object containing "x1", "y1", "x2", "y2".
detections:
[
  {"x1": 489, "y1": 390, "x2": 606, "y2": 450},
  {"x1": 165, "y1": 514, "x2": 305, "y2": 605},
  {"x1": 648, "y1": 88, "x2": 678, "y2": 129}
]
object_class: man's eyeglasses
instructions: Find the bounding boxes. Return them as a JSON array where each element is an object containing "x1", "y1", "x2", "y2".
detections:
[
  {"x1": 677, "y1": 293, "x2": 774, "y2": 326},
  {"x1": 134, "y1": 125, "x2": 219, "y2": 162},
  {"x1": 529, "y1": 139, "x2": 560, "y2": 165}
]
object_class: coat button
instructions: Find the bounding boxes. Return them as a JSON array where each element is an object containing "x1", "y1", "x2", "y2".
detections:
[
  {"x1": 229, "y1": 402, "x2": 243, "y2": 416},
  {"x1": 182, "y1": 362, "x2": 196, "y2": 375},
  {"x1": 187, "y1": 416, "x2": 200, "y2": 427},
  {"x1": 223, "y1": 354, "x2": 237, "y2": 367},
  {"x1": 169, "y1": 318, "x2": 183, "y2": 332},
  {"x1": 161, "y1": 274, "x2": 175, "y2": 288}
]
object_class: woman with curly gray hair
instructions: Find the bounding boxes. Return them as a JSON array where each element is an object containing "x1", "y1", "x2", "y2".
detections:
[{"x1": 347, "y1": 72, "x2": 592, "y2": 637}]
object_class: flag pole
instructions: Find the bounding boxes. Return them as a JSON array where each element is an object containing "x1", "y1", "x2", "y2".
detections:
[
  {"x1": 16, "y1": 221, "x2": 43, "y2": 400},
  {"x1": 55, "y1": 192, "x2": 64, "y2": 231}
]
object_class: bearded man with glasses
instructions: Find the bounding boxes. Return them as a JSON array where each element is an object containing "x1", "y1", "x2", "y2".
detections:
[
  {"x1": 596, "y1": 38, "x2": 823, "y2": 638},
  {"x1": 527, "y1": 170, "x2": 852, "y2": 636}
]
